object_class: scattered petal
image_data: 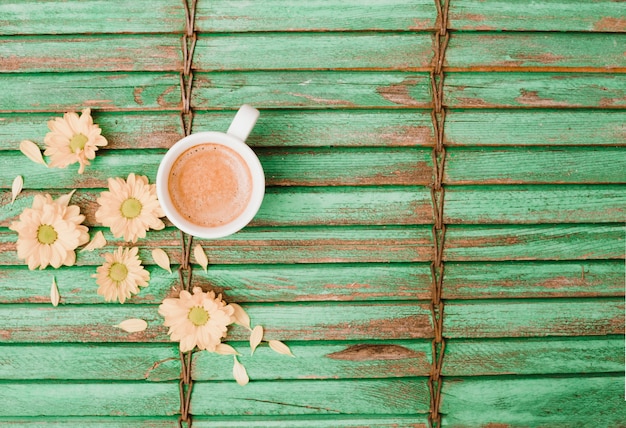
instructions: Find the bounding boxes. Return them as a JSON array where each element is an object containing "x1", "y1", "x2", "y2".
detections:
[
  {"x1": 56, "y1": 189, "x2": 76, "y2": 207},
  {"x1": 230, "y1": 303, "x2": 251, "y2": 331},
  {"x1": 268, "y1": 340, "x2": 295, "y2": 357},
  {"x1": 10, "y1": 176, "x2": 23, "y2": 205},
  {"x1": 194, "y1": 244, "x2": 209, "y2": 272},
  {"x1": 50, "y1": 277, "x2": 60, "y2": 307},
  {"x1": 152, "y1": 248, "x2": 172, "y2": 273},
  {"x1": 81, "y1": 231, "x2": 107, "y2": 252},
  {"x1": 233, "y1": 356, "x2": 249, "y2": 386},
  {"x1": 250, "y1": 325, "x2": 264, "y2": 355},
  {"x1": 20, "y1": 140, "x2": 47, "y2": 167},
  {"x1": 115, "y1": 318, "x2": 148, "y2": 333},
  {"x1": 214, "y1": 343, "x2": 240, "y2": 356}
]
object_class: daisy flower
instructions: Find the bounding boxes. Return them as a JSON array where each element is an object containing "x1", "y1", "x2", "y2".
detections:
[
  {"x1": 43, "y1": 108, "x2": 108, "y2": 174},
  {"x1": 159, "y1": 287, "x2": 235, "y2": 352},
  {"x1": 95, "y1": 173, "x2": 165, "y2": 243},
  {"x1": 10, "y1": 193, "x2": 89, "y2": 270},
  {"x1": 93, "y1": 246, "x2": 150, "y2": 304}
]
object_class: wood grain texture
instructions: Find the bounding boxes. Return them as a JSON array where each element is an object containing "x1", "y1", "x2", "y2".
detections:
[
  {"x1": 447, "y1": 32, "x2": 626, "y2": 71},
  {"x1": 445, "y1": 73, "x2": 626, "y2": 108},
  {"x1": 194, "y1": 33, "x2": 434, "y2": 71},
  {"x1": 0, "y1": 302, "x2": 433, "y2": 343},
  {"x1": 443, "y1": 261, "x2": 625, "y2": 299},
  {"x1": 448, "y1": 0, "x2": 626, "y2": 32},
  {"x1": 443, "y1": 336, "x2": 624, "y2": 376},
  {"x1": 445, "y1": 110, "x2": 626, "y2": 146},
  {"x1": 0, "y1": 35, "x2": 181, "y2": 72},
  {"x1": 0, "y1": 0, "x2": 184, "y2": 35},
  {"x1": 0, "y1": 73, "x2": 180, "y2": 112},
  {"x1": 0, "y1": 263, "x2": 433, "y2": 304},
  {"x1": 195, "y1": 0, "x2": 436, "y2": 32},
  {"x1": 444, "y1": 298, "x2": 624, "y2": 338},
  {"x1": 0, "y1": 418, "x2": 179, "y2": 428},
  {"x1": 441, "y1": 375, "x2": 626, "y2": 427}
]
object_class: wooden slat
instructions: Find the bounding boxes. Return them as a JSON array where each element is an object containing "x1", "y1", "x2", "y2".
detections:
[
  {"x1": 191, "y1": 379, "x2": 430, "y2": 416},
  {"x1": 441, "y1": 376, "x2": 626, "y2": 427},
  {"x1": 443, "y1": 261, "x2": 625, "y2": 299},
  {"x1": 0, "y1": 340, "x2": 432, "y2": 381},
  {"x1": 0, "y1": 418, "x2": 179, "y2": 427},
  {"x1": 192, "y1": 416, "x2": 428, "y2": 428},
  {"x1": 0, "y1": 263, "x2": 432, "y2": 304},
  {"x1": 0, "y1": 147, "x2": 433, "y2": 188},
  {"x1": 0, "y1": 73, "x2": 180, "y2": 113},
  {"x1": 448, "y1": 0, "x2": 626, "y2": 32},
  {"x1": 194, "y1": 33, "x2": 433, "y2": 71},
  {"x1": 444, "y1": 185, "x2": 626, "y2": 223},
  {"x1": 445, "y1": 110, "x2": 626, "y2": 146},
  {"x1": 192, "y1": 72, "x2": 432, "y2": 109},
  {"x1": 445, "y1": 73, "x2": 626, "y2": 108},
  {"x1": 446, "y1": 33, "x2": 626, "y2": 71},
  {"x1": 0, "y1": 302, "x2": 433, "y2": 343},
  {"x1": 0, "y1": 110, "x2": 435, "y2": 150},
  {"x1": 195, "y1": 0, "x2": 436, "y2": 32},
  {"x1": 443, "y1": 336, "x2": 624, "y2": 376},
  {"x1": 444, "y1": 298, "x2": 624, "y2": 338},
  {"x1": 445, "y1": 147, "x2": 626, "y2": 184},
  {"x1": 444, "y1": 224, "x2": 625, "y2": 261},
  {"x1": 0, "y1": 36, "x2": 181, "y2": 73},
  {"x1": 0, "y1": 383, "x2": 179, "y2": 416},
  {"x1": 0, "y1": 0, "x2": 184, "y2": 35}
]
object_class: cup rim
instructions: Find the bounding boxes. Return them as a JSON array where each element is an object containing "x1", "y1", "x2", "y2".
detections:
[{"x1": 156, "y1": 131, "x2": 265, "y2": 239}]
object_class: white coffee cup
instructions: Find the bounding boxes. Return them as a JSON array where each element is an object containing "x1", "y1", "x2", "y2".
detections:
[{"x1": 156, "y1": 105, "x2": 264, "y2": 239}]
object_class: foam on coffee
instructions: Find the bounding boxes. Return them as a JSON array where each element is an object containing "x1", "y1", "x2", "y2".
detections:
[{"x1": 168, "y1": 143, "x2": 253, "y2": 228}]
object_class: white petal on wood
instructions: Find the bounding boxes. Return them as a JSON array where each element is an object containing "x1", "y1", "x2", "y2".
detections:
[
  {"x1": 152, "y1": 248, "x2": 172, "y2": 273},
  {"x1": 233, "y1": 356, "x2": 249, "y2": 386},
  {"x1": 268, "y1": 340, "x2": 295, "y2": 357},
  {"x1": 10, "y1": 176, "x2": 23, "y2": 205},
  {"x1": 19, "y1": 140, "x2": 47, "y2": 167},
  {"x1": 80, "y1": 231, "x2": 107, "y2": 252},
  {"x1": 214, "y1": 343, "x2": 240, "y2": 355},
  {"x1": 114, "y1": 318, "x2": 148, "y2": 333},
  {"x1": 249, "y1": 325, "x2": 264, "y2": 355},
  {"x1": 50, "y1": 277, "x2": 60, "y2": 307},
  {"x1": 194, "y1": 244, "x2": 209, "y2": 272},
  {"x1": 230, "y1": 303, "x2": 251, "y2": 331},
  {"x1": 56, "y1": 189, "x2": 77, "y2": 206}
]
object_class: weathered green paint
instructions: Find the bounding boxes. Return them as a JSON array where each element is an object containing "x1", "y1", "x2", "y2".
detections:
[{"x1": 0, "y1": 418, "x2": 179, "y2": 428}]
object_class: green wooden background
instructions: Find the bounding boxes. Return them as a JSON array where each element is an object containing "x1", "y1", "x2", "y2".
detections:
[{"x1": 0, "y1": 0, "x2": 625, "y2": 426}]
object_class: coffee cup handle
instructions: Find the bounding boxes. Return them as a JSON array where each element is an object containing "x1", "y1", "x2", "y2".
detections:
[{"x1": 227, "y1": 104, "x2": 260, "y2": 142}]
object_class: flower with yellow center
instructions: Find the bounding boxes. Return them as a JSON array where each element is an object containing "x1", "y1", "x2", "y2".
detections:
[
  {"x1": 95, "y1": 173, "x2": 165, "y2": 243},
  {"x1": 43, "y1": 108, "x2": 108, "y2": 174},
  {"x1": 9, "y1": 193, "x2": 89, "y2": 270},
  {"x1": 158, "y1": 287, "x2": 235, "y2": 352},
  {"x1": 93, "y1": 246, "x2": 150, "y2": 304}
]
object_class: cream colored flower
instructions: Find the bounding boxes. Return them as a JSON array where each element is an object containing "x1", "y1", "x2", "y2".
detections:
[
  {"x1": 43, "y1": 108, "x2": 107, "y2": 174},
  {"x1": 95, "y1": 173, "x2": 165, "y2": 243},
  {"x1": 158, "y1": 287, "x2": 235, "y2": 352},
  {"x1": 93, "y1": 246, "x2": 150, "y2": 304},
  {"x1": 9, "y1": 193, "x2": 89, "y2": 270}
]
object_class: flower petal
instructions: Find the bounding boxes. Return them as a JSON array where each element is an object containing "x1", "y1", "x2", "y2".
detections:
[
  {"x1": 152, "y1": 248, "x2": 172, "y2": 273},
  {"x1": 115, "y1": 318, "x2": 148, "y2": 333},
  {"x1": 233, "y1": 356, "x2": 249, "y2": 386},
  {"x1": 20, "y1": 140, "x2": 47, "y2": 167},
  {"x1": 50, "y1": 277, "x2": 60, "y2": 307},
  {"x1": 81, "y1": 231, "x2": 107, "y2": 252},
  {"x1": 268, "y1": 340, "x2": 295, "y2": 357},
  {"x1": 194, "y1": 244, "x2": 209, "y2": 272},
  {"x1": 230, "y1": 303, "x2": 251, "y2": 331},
  {"x1": 56, "y1": 189, "x2": 76, "y2": 207},
  {"x1": 214, "y1": 343, "x2": 240, "y2": 356},
  {"x1": 11, "y1": 176, "x2": 23, "y2": 205},
  {"x1": 250, "y1": 325, "x2": 264, "y2": 355}
]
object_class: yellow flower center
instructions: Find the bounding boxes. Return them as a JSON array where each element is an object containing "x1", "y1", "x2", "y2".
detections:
[
  {"x1": 37, "y1": 224, "x2": 58, "y2": 245},
  {"x1": 109, "y1": 262, "x2": 128, "y2": 283},
  {"x1": 120, "y1": 198, "x2": 143, "y2": 219},
  {"x1": 69, "y1": 133, "x2": 88, "y2": 152},
  {"x1": 188, "y1": 306, "x2": 210, "y2": 326}
]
